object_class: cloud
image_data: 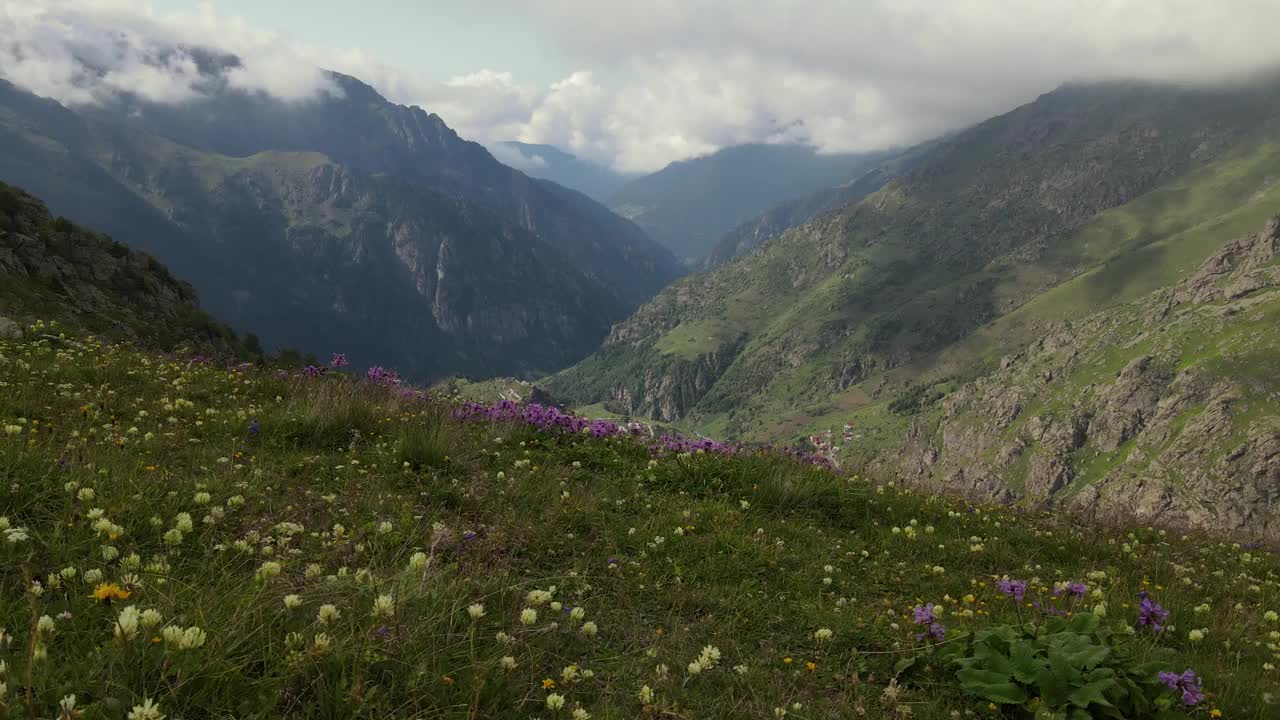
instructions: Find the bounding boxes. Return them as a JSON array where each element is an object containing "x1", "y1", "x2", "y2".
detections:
[
  {"x1": 431, "y1": 0, "x2": 1280, "y2": 171},
  {"x1": 487, "y1": 142, "x2": 548, "y2": 170},
  {"x1": 0, "y1": 0, "x2": 338, "y2": 106},
  {"x1": 5, "y1": 0, "x2": 1280, "y2": 173}
]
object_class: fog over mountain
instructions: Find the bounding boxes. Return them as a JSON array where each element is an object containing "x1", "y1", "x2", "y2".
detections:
[{"x1": 5, "y1": 1, "x2": 1280, "y2": 173}]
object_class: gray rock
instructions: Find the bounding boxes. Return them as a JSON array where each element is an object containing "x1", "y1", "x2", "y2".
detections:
[{"x1": 0, "y1": 315, "x2": 18, "y2": 339}]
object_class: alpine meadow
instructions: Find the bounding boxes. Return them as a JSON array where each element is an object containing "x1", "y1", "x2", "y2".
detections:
[{"x1": 3, "y1": 2, "x2": 1280, "y2": 719}]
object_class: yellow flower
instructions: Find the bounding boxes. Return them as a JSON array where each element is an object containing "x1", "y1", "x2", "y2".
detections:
[
  {"x1": 805, "y1": 661, "x2": 816, "y2": 672},
  {"x1": 542, "y1": 678, "x2": 556, "y2": 690},
  {"x1": 91, "y1": 582, "x2": 131, "y2": 602},
  {"x1": 783, "y1": 657, "x2": 793, "y2": 665},
  {"x1": 1209, "y1": 709, "x2": 1223, "y2": 718}
]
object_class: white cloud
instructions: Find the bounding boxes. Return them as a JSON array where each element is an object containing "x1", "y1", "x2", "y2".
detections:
[
  {"x1": 4, "y1": 0, "x2": 1280, "y2": 173},
  {"x1": 486, "y1": 142, "x2": 548, "y2": 170},
  {"x1": 0, "y1": 0, "x2": 338, "y2": 106}
]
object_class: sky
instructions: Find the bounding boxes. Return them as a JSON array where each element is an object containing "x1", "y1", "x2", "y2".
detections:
[{"x1": 4, "y1": 1, "x2": 1280, "y2": 173}]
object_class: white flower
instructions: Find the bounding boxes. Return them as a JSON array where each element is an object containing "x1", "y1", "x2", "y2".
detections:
[
  {"x1": 686, "y1": 661, "x2": 703, "y2": 675},
  {"x1": 312, "y1": 633, "x2": 332, "y2": 653},
  {"x1": 37, "y1": 615, "x2": 56, "y2": 636},
  {"x1": 115, "y1": 605, "x2": 141, "y2": 640},
  {"x1": 193, "y1": 492, "x2": 211, "y2": 505},
  {"x1": 127, "y1": 698, "x2": 164, "y2": 720},
  {"x1": 545, "y1": 693, "x2": 565, "y2": 711},
  {"x1": 318, "y1": 604, "x2": 340, "y2": 625},
  {"x1": 372, "y1": 594, "x2": 395, "y2": 618},
  {"x1": 520, "y1": 608, "x2": 537, "y2": 625},
  {"x1": 572, "y1": 709, "x2": 590, "y2": 720},
  {"x1": 174, "y1": 513, "x2": 194, "y2": 533},
  {"x1": 527, "y1": 589, "x2": 554, "y2": 605},
  {"x1": 408, "y1": 552, "x2": 429, "y2": 570},
  {"x1": 283, "y1": 594, "x2": 303, "y2": 610},
  {"x1": 467, "y1": 603, "x2": 486, "y2": 620},
  {"x1": 814, "y1": 627, "x2": 833, "y2": 641},
  {"x1": 500, "y1": 656, "x2": 517, "y2": 670},
  {"x1": 1188, "y1": 628, "x2": 1206, "y2": 642},
  {"x1": 140, "y1": 609, "x2": 163, "y2": 629},
  {"x1": 569, "y1": 606, "x2": 586, "y2": 622},
  {"x1": 377, "y1": 521, "x2": 393, "y2": 535},
  {"x1": 638, "y1": 685, "x2": 655, "y2": 704},
  {"x1": 255, "y1": 561, "x2": 282, "y2": 583},
  {"x1": 581, "y1": 621, "x2": 598, "y2": 637}
]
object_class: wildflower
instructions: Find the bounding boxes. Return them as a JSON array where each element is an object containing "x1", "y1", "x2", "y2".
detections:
[
  {"x1": 312, "y1": 633, "x2": 332, "y2": 653},
  {"x1": 255, "y1": 561, "x2": 282, "y2": 584},
  {"x1": 467, "y1": 603, "x2": 486, "y2": 620},
  {"x1": 542, "y1": 678, "x2": 556, "y2": 690},
  {"x1": 115, "y1": 606, "x2": 141, "y2": 641},
  {"x1": 318, "y1": 604, "x2": 341, "y2": 625},
  {"x1": 546, "y1": 693, "x2": 566, "y2": 711},
  {"x1": 372, "y1": 594, "x2": 395, "y2": 618},
  {"x1": 913, "y1": 603, "x2": 946, "y2": 642},
  {"x1": 1267, "y1": 610, "x2": 1279, "y2": 623},
  {"x1": 686, "y1": 661, "x2": 703, "y2": 675},
  {"x1": 639, "y1": 685, "x2": 655, "y2": 703},
  {"x1": 521, "y1": 608, "x2": 538, "y2": 625},
  {"x1": 997, "y1": 578, "x2": 1027, "y2": 602},
  {"x1": 377, "y1": 521, "x2": 393, "y2": 535},
  {"x1": 527, "y1": 589, "x2": 554, "y2": 605},
  {"x1": 1188, "y1": 628, "x2": 1206, "y2": 642},
  {"x1": 1137, "y1": 592, "x2": 1170, "y2": 632},
  {"x1": 140, "y1": 609, "x2": 163, "y2": 629},
  {"x1": 37, "y1": 615, "x2": 56, "y2": 636},
  {"x1": 814, "y1": 627, "x2": 833, "y2": 641},
  {"x1": 500, "y1": 656, "x2": 517, "y2": 670},
  {"x1": 409, "y1": 551, "x2": 429, "y2": 570},
  {"x1": 1159, "y1": 669, "x2": 1205, "y2": 706},
  {"x1": 91, "y1": 582, "x2": 131, "y2": 603},
  {"x1": 283, "y1": 594, "x2": 302, "y2": 610},
  {"x1": 330, "y1": 353, "x2": 348, "y2": 368},
  {"x1": 582, "y1": 621, "x2": 599, "y2": 637},
  {"x1": 1053, "y1": 581, "x2": 1088, "y2": 598},
  {"x1": 126, "y1": 698, "x2": 164, "y2": 720},
  {"x1": 572, "y1": 709, "x2": 590, "y2": 720}
]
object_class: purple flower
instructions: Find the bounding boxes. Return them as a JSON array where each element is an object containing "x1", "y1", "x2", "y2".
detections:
[
  {"x1": 1053, "y1": 581, "x2": 1088, "y2": 599},
  {"x1": 1137, "y1": 592, "x2": 1170, "y2": 632},
  {"x1": 302, "y1": 365, "x2": 326, "y2": 378},
  {"x1": 1033, "y1": 601, "x2": 1068, "y2": 617},
  {"x1": 998, "y1": 579, "x2": 1027, "y2": 602},
  {"x1": 462, "y1": 530, "x2": 477, "y2": 541},
  {"x1": 247, "y1": 418, "x2": 260, "y2": 438},
  {"x1": 1158, "y1": 669, "x2": 1204, "y2": 706},
  {"x1": 365, "y1": 366, "x2": 401, "y2": 386},
  {"x1": 330, "y1": 352, "x2": 348, "y2": 368},
  {"x1": 913, "y1": 603, "x2": 938, "y2": 625}
]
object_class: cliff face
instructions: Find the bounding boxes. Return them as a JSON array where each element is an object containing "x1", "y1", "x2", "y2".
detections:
[
  {"x1": 875, "y1": 217, "x2": 1280, "y2": 539},
  {"x1": 0, "y1": 75, "x2": 680, "y2": 381},
  {"x1": 0, "y1": 182, "x2": 238, "y2": 351}
]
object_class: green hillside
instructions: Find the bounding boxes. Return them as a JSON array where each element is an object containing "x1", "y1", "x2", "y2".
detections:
[
  {"x1": 550, "y1": 78, "x2": 1280, "y2": 442},
  {"x1": 0, "y1": 182, "x2": 241, "y2": 353},
  {"x1": 1, "y1": 328, "x2": 1278, "y2": 718}
]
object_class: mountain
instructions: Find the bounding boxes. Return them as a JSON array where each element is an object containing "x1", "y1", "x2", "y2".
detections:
[
  {"x1": 0, "y1": 181, "x2": 239, "y2": 352},
  {"x1": 874, "y1": 216, "x2": 1280, "y2": 538},
  {"x1": 491, "y1": 141, "x2": 635, "y2": 200},
  {"x1": 0, "y1": 72, "x2": 681, "y2": 381},
  {"x1": 549, "y1": 76, "x2": 1280, "y2": 449},
  {"x1": 607, "y1": 143, "x2": 892, "y2": 263},
  {"x1": 703, "y1": 141, "x2": 937, "y2": 269}
]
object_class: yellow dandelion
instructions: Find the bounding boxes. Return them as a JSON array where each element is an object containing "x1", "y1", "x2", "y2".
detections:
[{"x1": 542, "y1": 678, "x2": 556, "y2": 690}]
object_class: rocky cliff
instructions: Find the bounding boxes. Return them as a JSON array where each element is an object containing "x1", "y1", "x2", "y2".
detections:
[
  {"x1": 0, "y1": 182, "x2": 238, "y2": 351},
  {"x1": 875, "y1": 217, "x2": 1280, "y2": 539}
]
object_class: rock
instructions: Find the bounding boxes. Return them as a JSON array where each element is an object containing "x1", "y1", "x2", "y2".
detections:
[{"x1": 0, "y1": 315, "x2": 19, "y2": 339}]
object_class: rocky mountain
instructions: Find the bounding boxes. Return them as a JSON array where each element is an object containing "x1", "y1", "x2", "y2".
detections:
[
  {"x1": 702, "y1": 141, "x2": 935, "y2": 269},
  {"x1": 491, "y1": 141, "x2": 635, "y2": 201},
  {"x1": 875, "y1": 216, "x2": 1280, "y2": 539},
  {"x1": 607, "y1": 143, "x2": 891, "y2": 263},
  {"x1": 0, "y1": 182, "x2": 239, "y2": 352},
  {"x1": 549, "y1": 76, "x2": 1280, "y2": 446},
  {"x1": 0, "y1": 72, "x2": 681, "y2": 380}
]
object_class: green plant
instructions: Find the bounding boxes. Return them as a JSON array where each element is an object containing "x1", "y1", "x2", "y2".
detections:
[
  {"x1": 949, "y1": 613, "x2": 1178, "y2": 720},
  {"x1": 396, "y1": 405, "x2": 456, "y2": 470}
]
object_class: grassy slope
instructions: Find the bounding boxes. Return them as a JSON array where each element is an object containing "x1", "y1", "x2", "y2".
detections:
[
  {"x1": 2, "y1": 329, "x2": 1279, "y2": 718},
  {"x1": 755, "y1": 133, "x2": 1280, "y2": 444}
]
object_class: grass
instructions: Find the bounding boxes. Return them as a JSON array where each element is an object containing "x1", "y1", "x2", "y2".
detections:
[{"x1": 1, "y1": 325, "x2": 1279, "y2": 718}]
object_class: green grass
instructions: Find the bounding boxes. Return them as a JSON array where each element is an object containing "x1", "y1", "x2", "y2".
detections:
[{"x1": 1, "y1": 327, "x2": 1279, "y2": 718}]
